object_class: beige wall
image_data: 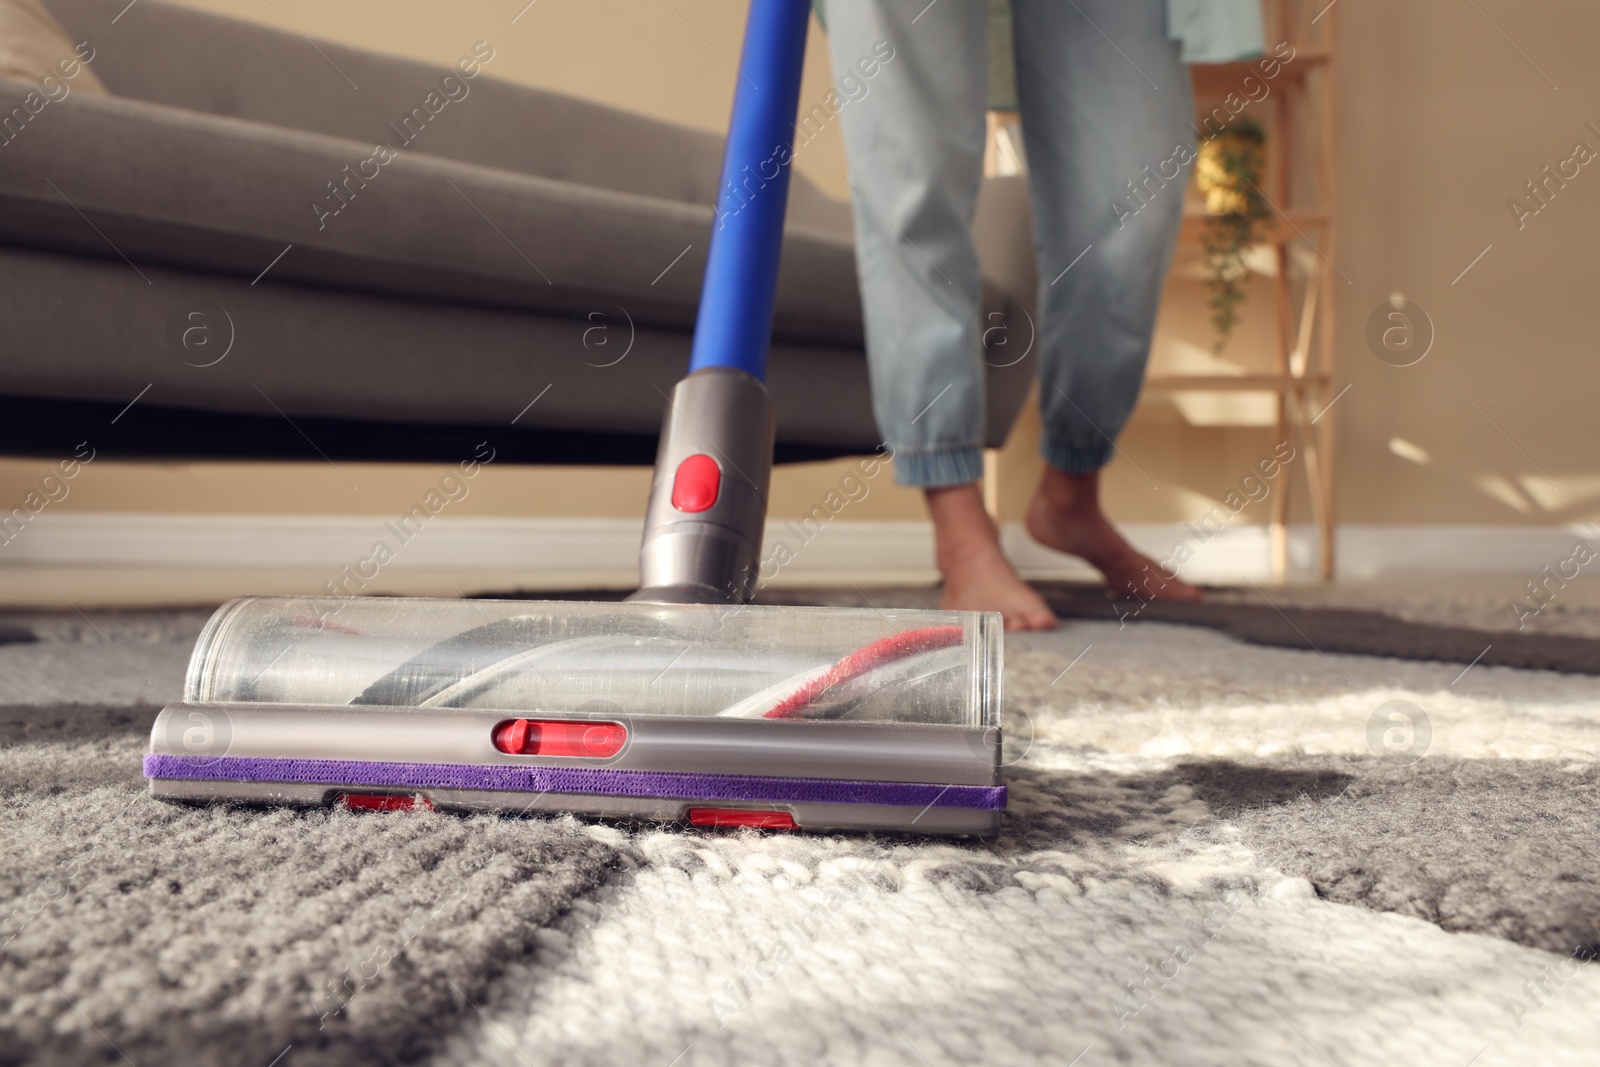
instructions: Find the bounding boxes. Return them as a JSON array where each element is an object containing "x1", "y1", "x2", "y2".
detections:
[
  {"x1": 1317, "y1": 0, "x2": 1600, "y2": 529},
  {"x1": 6, "y1": 0, "x2": 1598, "y2": 532}
]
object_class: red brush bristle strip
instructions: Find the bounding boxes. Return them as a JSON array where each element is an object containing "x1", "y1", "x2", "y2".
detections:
[{"x1": 761, "y1": 625, "x2": 965, "y2": 719}]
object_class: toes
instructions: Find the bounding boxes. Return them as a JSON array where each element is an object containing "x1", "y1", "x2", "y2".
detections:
[
  {"x1": 1005, "y1": 607, "x2": 1056, "y2": 632},
  {"x1": 1022, "y1": 594, "x2": 1059, "y2": 630},
  {"x1": 1005, "y1": 592, "x2": 1058, "y2": 631}
]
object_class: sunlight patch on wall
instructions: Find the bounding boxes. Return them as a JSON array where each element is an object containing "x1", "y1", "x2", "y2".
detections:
[
  {"x1": 1520, "y1": 474, "x2": 1600, "y2": 513},
  {"x1": 1388, "y1": 437, "x2": 1432, "y2": 465},
  {"x1": 1475, "y1": 475, "x2": 1535, "y2": 515}
]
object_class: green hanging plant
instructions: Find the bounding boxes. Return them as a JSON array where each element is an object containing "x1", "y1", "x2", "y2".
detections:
[{"x1": 1195, "y1": 118, "x2": 1270, "y2": 353}]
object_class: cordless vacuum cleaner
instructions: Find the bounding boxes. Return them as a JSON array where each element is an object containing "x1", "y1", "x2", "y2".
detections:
[{"x1": 143, "y1": 0, "x2": 1005, "y2": 836}]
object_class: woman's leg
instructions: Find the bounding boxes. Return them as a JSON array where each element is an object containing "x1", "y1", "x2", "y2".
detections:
[
  {"x1": 1012, "y1": 0, "x2": 1201, "y2": 600},
  {"x1": 827, "y1": 0, "x2": 1055, "y2": 629}
]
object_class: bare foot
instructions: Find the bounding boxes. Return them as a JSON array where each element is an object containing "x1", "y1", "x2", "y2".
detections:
[
  {"x1": 1025, "y1": 468, "x2": 1203, "y2": 602},
  {"x1": 926, "y1": 484, "x2": 1056, "y2": 631}
]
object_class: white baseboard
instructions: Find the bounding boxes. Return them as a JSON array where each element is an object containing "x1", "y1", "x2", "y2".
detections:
[{"x1": 1, "y1": 513, "x2": 1593, "y2": 593}]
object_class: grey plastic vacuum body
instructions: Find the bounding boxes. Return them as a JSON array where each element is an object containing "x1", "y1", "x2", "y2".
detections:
[{"x1": 147, "y1": 699, "x2": 1001, "y2": 836}]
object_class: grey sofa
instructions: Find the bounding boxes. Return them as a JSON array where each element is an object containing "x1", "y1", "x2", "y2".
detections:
[{"x1": 1, "y1": 0, "x2": 1036, "y2": 466}]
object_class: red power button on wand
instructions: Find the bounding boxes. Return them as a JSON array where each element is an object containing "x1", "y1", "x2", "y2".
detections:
[{"x1": 670, "y1": 454, "x2": 721, "y2": 512}]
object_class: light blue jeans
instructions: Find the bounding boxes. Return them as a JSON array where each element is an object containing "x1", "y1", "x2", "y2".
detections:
[{"x1": 825, "y1": 0, "x2": 1195, "y2": 487}]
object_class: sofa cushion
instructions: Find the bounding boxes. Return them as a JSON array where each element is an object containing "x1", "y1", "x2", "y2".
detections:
[
  {"x1": 0, "y1": 244, "x2": 887, "y2": 453},
  {"x1": 42, "y1": 0, "x2": 851, "y2": 236},
  {"x1": 0, "y1": 83, "x2": 864, "y2": 346}
]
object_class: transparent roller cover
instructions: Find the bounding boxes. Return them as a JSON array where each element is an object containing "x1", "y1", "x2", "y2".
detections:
[{"x1": 148, "y1": 596, "x2": 1007, "y2": 836}]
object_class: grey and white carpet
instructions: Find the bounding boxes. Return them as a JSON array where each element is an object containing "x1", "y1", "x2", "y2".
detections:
[{"x1": 2, "y1": 581, "x2": 1598, "y2": 1066}]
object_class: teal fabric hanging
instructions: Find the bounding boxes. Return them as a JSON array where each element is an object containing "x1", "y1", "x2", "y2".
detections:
[{"x1": 1166, "y1": 0, "x2": 1266, "y2": 63}]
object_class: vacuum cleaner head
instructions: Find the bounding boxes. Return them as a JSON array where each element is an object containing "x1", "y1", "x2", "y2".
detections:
[{"x1": 146, "y1": 596, "x2": 1005, "y2": 836}]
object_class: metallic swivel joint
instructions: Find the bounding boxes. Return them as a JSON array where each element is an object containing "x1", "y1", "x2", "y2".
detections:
[{"x1": 629, "y1": 367, "x2": 777, "y2": 605}]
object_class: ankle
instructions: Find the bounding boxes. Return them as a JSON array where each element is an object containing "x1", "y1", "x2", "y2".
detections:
[
  {"x1": 924, "y1": 484, "x2": 1006, "y2": 570},
  {"x1": 1036, "y1": 467, "x2": 1103, "y2": 514},
  {"x1": 936, "y1": 535, "x2": 1007, "y2": 574},
  {"x1": 933, "y1": 510, "x2": 1007, "y2": 571}
]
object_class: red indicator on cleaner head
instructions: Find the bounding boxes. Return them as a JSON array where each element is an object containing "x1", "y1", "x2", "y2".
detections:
[
  {"x1": 670, "y1": 453, "x2": 721, "y2": 512},
  {"x1": 688, "y1": 808, "x2": 796, "y2": 830},
  {"x1": 492, "y1": 719, "x2": 627, "y2": 758},
  {"x1": 338, "y1": 792, "x2": 433, "y2": 811}
]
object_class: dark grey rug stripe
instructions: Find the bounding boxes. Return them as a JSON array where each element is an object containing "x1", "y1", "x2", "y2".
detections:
[
  {"x1": 1211, "y1": 756, "x2": 1600, "y2": 958},
  {"x1": 1, "y1": 702, "x2": 624, "y2": 1067},
  {"x1": 721, "y1": 583, "x2": 1600, "y2": 675},
  {"x1": 1034, "y1": 584, "x2": 1600, "y2": 675}
]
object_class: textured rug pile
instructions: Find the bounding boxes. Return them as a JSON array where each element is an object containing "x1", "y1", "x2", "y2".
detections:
[{"x1": 2, "y1": 580, "x2": 1598, "y2": 1066}]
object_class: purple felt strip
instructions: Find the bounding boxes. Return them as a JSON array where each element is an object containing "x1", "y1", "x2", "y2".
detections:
[{"x1": 143, "y1": 754, "x2": 1007, "y2": 811}]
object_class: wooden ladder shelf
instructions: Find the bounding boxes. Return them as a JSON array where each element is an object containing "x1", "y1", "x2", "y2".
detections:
[{"x1": 1145, "y1": 0, "x2": 1341, "y2": 580}]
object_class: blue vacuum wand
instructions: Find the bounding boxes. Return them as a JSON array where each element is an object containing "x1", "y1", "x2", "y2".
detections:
[{"x1": 631, "y1": 0, "x2": 812, "y2": 605}]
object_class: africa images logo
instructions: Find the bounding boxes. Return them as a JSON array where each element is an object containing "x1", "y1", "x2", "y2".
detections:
[{"x1": 164, "y1": 705, "x2": 233, "y2": 766}]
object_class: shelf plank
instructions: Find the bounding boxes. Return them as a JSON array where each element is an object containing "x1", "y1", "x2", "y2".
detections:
[
  {"x1": 1190, "y1": 48, "x2": 1332, "y2": 100},
  {"x1": 1143, "y1": 373, "x2": 1330, "y2": 392},
  {"x1": 1178, "y1": 210, "x2": 1329, "y2": 247}
]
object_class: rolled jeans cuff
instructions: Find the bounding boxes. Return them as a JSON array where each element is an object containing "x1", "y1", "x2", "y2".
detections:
[
  {"x1": 1040, "y1": 434, "x2": 1115, "y2": 475},
  {"x1": 891, "y1": 445, "x2": 985, "y2": 489}
]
